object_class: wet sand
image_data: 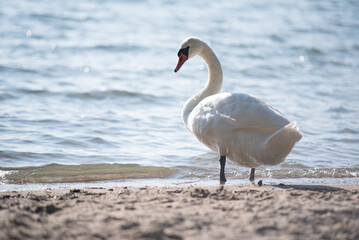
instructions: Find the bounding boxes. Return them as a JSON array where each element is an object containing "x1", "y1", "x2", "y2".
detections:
[{"x1": 1, "y1": 184, "x2": 358, "y2": 240}]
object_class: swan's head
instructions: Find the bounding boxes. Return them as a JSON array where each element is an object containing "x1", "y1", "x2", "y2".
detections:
[{"x1": 174, "y1": 37, "x2": 205, "y2": 72}]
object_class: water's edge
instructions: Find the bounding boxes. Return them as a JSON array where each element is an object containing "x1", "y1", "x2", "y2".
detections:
[
  {"x1": 1, "y1": 177, "x2": 358, "y2": 192},
  {"x1": 1, "y1": 163, "x2": 358, "y2": 191}
]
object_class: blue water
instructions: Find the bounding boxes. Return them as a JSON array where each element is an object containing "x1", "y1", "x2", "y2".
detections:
[{"x1": 1, "y1": 0, "x2": 359, "y2": 186}]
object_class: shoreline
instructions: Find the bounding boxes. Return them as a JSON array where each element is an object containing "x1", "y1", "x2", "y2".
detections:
[
  {"x1": 1, "y1": 177, "x2": 359, "y2": 192},
  {"x1": 1, "y1": 184, "x2": 358, "y2": 239}
]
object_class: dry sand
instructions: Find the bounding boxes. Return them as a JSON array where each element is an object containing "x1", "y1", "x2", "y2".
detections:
[{"x1": 1, "y1": 184, "x2": 358, "y2": 240}]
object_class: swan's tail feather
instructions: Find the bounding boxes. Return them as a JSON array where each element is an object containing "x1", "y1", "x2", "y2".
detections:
[{"x1": 263, "y1": 122, "x2": 302, "y2": 165}]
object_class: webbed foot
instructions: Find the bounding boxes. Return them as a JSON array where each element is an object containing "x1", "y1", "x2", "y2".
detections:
[{"x1": 250, "y1": 180, "x2": 263, "y2": 187}]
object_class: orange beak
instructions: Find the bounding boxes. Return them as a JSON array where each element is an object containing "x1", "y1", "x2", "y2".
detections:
[{"x1": 174, "y1": 53, "x2": 188, "y2": 72}]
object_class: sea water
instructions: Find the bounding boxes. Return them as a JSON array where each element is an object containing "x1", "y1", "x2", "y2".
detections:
[{"x1": 1, "y1": 0, "x2": 359, "y2": 190}]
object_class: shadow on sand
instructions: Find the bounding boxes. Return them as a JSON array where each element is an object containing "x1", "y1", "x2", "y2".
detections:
[{"x1": 272, "y1": 184, "x2": 349, "y2": 192}]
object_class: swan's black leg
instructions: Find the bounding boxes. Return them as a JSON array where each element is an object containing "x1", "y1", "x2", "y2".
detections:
[
  {"x1": 219, "y1": 156, "x2": 227, "y2": 184},
  {"x1": 249, "y1": 168, "x2": 255, "y2": 183},
  {"x1": 249, "y1": 168, "x2": 263, "y2": 186}
]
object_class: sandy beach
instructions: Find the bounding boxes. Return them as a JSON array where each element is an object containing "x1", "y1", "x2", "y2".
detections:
[{"x1": 1, "y1": 184, "x2": 358, "y2": 240}]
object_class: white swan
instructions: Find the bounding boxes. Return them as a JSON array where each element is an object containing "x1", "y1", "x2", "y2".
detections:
[{"x1": 174, "y1": 37, "x2": 302, "y2": 184}]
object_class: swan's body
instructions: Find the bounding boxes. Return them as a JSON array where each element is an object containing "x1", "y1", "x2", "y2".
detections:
[{"x1": 175, "y1": 37, "x2": 302, "y2": 183}]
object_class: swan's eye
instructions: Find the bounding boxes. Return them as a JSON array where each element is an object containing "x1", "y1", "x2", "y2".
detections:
[{"x1": 177, "y1": 46, "x2": 190, "y2": 57}]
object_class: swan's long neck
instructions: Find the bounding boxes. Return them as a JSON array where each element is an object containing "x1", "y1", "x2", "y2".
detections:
[{"x1": 182, "y1": 43, "x2": 223, "y2": 128}]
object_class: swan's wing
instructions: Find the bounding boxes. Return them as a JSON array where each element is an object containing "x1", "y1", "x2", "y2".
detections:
[
  {"x1": 223, "y1": 93, "x2": 289, "y2": 129},
  {"x1": 190, "y1": 92, "x2": 290, "y2": 132}
]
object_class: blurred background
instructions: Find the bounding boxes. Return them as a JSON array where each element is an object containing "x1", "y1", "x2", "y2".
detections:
[{"x1": 1, "y1": 0, "x2": 358, "y2": 183}]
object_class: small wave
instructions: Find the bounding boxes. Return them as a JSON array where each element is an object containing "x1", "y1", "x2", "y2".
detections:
[
  {"x1": 0, "y1": 65, "x2": 38, "y2": 74},
  {"x1": 307, "y1": 47, "x2": 323, "y2": 55},
  {"x1": 65, "y1": 44, "x2": 146, "y2": 53},
  {"x1": 57, "y1": 139, "x2": 87, "y2": 147},
  {"x1": 323, "y1": 137, "x2": 359, "y2": 144},
  {"x1": 86, "y1": 137, "x2": 119, "y2": 147},
  {"x1": 13, "y1": 88, "x2": 55, "y2": 97},
  {"x1": 35, "y1": 119, "x2": 63, "y2": 124},
  {"x1": 337, "y1": 128, "x2": 358, "y2": 134},
  {"x1": 93, "y1": 44, "x2": 145, "y2": 52},
  {"x1": 253, "y1": 168, "x2": 359, "y2": 179},
  {"x1": 10, "y1": 88, "x2": 158, "y2": 102},
  {"x1": 294, "y1": 27, "x2": 334, "y2": 35},
  {"x1": 177, "y1": 165, "x2": 359, "y2": 180},
  {"x1": 29, "y1": 13, "x2": 87, "y2": 22},
  {"x1": 326, "y1": 106, "x2": 353, "y2": 113},
  {"x1": 0, "y1": 150, "x2": 65, "y2": 161},
  {"x1": 22, "y1": 89, "x2": 51, "y2": 95},
  {"x1": 0, "y1": 92, "x2": 16, "y2": 100},
  {"x1": 269, "y1": 34, "x2": 285, "y2": 43},
  {"x1": 0, "y1": 170, "x2": 16, "y2": 184},
  {"x1": 316, "y1": 90, "x2": 331, "y2": 96},
  {"x1": 279, "y1": 162, "x2": 311, "y2": 169},
  {"x1": 8, "y1": 88, "x2": 64, "y2": 99},
  {"x1": 67, "y1": 90, "x2": 157, "y2": 101},
  {"x1": 0, "y1": 163, "x2": 176, "y2": 184}
]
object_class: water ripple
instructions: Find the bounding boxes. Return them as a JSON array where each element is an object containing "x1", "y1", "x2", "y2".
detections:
[{"x1": 67, "y1": 90, "x2": 158, "y2": 101}]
